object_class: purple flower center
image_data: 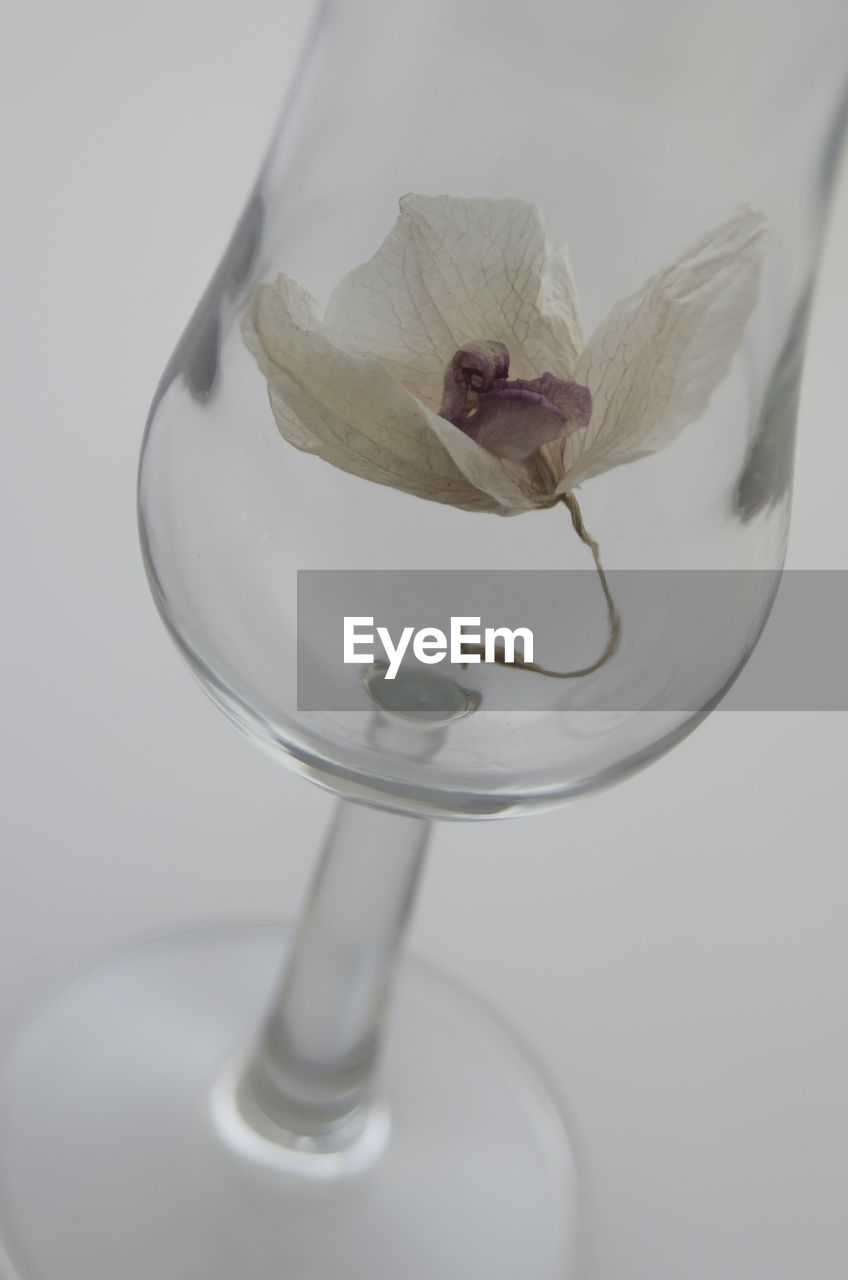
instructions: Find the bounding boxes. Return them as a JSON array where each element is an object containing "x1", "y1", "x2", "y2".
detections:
[{"x1": 438, "y1": 341, "x2": 591, "y2": 462}]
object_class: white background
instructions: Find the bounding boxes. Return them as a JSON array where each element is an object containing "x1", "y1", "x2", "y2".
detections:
[{"x1": 2, "y1": 2, "x2": 847, "y2": 1276}]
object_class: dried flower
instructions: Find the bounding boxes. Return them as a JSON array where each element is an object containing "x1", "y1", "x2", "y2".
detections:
[{"x1": 243, "y1": 194, "x2": 766, "y2": 516}]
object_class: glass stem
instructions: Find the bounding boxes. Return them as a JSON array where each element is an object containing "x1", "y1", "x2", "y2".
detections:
[{"x1": 239, "y1": 800, "x2": 430, "y2": 1147}]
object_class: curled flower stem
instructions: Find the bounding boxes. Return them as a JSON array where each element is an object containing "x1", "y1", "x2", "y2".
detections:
[{"x1": 463, "y1": 492, "x2": 622, "y2": 679}]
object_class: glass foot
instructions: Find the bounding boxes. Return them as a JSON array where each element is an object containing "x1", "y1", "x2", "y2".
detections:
[{"x1": 0, "y1": 926, "x2": 578, "y2": 1279}]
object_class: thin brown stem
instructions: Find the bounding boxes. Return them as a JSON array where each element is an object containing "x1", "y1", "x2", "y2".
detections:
[{"x1": 463, "y1": 491, "x2": 621, "y2": 679}]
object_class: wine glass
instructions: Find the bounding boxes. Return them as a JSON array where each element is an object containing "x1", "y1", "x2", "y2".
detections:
[{"x1": 1, "y1": 1, "x2": 846, "y2": 1277}]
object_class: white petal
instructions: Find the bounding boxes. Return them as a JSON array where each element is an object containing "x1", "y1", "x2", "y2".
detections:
[
  {"x1": 562, "y1": 207, "x2": 768, "y2": 487},
  {"x1": 423, "y1": 408, "x2": 546, "y2": 512},
  {"x1": 543, "y1": 244, "x2": 585, "y2": 367},
  {"x1": 322, "y1": 194, "x2": 584, "y2": 411},
  {"x1": 242, "y1": 274, "x2": 325, "y2": 452},
  {"x1": 243, "y1": 274, "x2": 539, "y2": 514}
]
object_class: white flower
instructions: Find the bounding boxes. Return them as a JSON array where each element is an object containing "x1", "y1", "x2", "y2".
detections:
[{"x1": 243, "y1": 194, "x2": 766, "y2": 516}]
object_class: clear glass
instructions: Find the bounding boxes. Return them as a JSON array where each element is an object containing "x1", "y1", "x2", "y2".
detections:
[
  {"x1": 1, "y1": 1, "x2": 846, "y2": 1278},
  {"x1": 137, "y1": 0, "x2": 848, "y2": 818}
]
